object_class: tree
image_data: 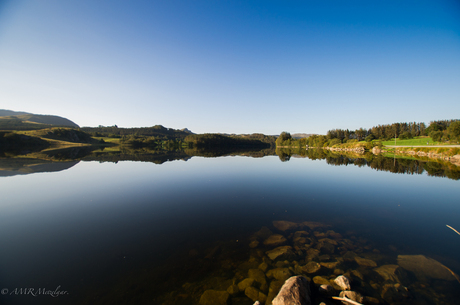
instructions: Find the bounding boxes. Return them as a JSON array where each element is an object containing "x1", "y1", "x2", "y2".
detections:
[
  {"x1": 276, "y1": 132, "x2": 292, "y2": 146},
  {"x1": 447, "y1": 121, "x2": 460, "y2": 142},
  {"x1": 430, "y1": 130, "x2": 443, "y2": 142},
  {"x1": 399, "y1": 131, "x2": 413, "y2": 140}
]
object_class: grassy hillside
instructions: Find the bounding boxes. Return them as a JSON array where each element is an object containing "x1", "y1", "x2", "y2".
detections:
[
  {"x1": 0, "y1": 109, "x2": 79, "y2": 129},
  {"x1": 0, "y1": 131, "x2": 50, "y2": 155},
  {"x1": 19, "y1": 128, "x2": 98, "y2": 144}
]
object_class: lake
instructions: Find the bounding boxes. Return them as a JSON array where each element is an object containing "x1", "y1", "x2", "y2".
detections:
[{"x1": 0, "y1": 149, "x2": 459, "y2": 305}]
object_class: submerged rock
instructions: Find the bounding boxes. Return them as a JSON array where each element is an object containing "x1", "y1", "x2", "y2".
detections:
[
  {"x1": 258, "y1": 262, "x2": 269, "y2": 272},
  {"x1": 227, "y1": 284, "x2": 239, "y2": 295},
  {"x1": 380, "y1": 283, "x2": 410, "y2": 303},
  {"x1": 318, "y1": 242, "x2": 335, "y2": 254},
  {"x1": 272, "y1": 276, "x2": 311, "y2": 305},
  {"x1": 374, "y1": 264, "x2": 409, "y2": 284},
  {"x1": 306, "y1": 248, "x2": 320, "y2": 261},
  {"x1": 318, "y1": 284, "x2": 335, "y2": 296},
  {"x1": 320, "y1": 261, "x2": 339, "y2": 269},
  {"x1": 273, "y1": 220, "x2": 299, "y2": 231},
  {"x1": 266, "y1": 280, "x2": 285, "y2": 305},
  {"x1": 354, "y1": 256, "x2": 377, "y2": 267},
  {"x1": 339, "y1": 291, "x2": 363, "y2": 304},
  {"x1": 301, "y1": 261, "x2": 321, "y2": 274},
  {"x1": 266, "y1": 246, "x2": 293, "y2": 261},
  {"x1": 312, "y1": 276, "x2": 330, "y2": 286},
  {"x1": 343, "y1": 251, "x2": 358, "y2": 261},
  {"x1": 264, "y1": 234, "x2": 288, "y2": 247},
  {"x1": 350, "y1": 269, "x2": 364, "y2": 281},
  {"x1": 334, "y1": 275, "x2": 351, "y2": 291},
  {"x1": 301, "y1": 221, "x2": 329, "y2": 230},
  {"x1": 248, "y1": 268, "x2": 268, "y2": 292},
  {"x1": 245, "y1": 286, "x2": 267, "y2": 303},
  {"x1": 267, "y1": 268, "x2": 293, "y2": 282},
  {"x1": 238, "y1": 278, "x2": 255, "y2": 291},
  {"x1": 252, "y1": 226, "x2": 274, "y2": 241},
  {"x1": 199, "y1": 290, "x2": 229, "y2": 305},
  {"x1": 397, "y1": 254, "x2": 456, "y2": 281}
]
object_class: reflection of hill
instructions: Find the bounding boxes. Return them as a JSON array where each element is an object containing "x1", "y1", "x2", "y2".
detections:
[
  {"x1": 0, "y1": 159, "x2": 79, "y2": 177},
  {"x1": 1, "y1": 146, "x2": 275, "y2": 173},
  {"x1": 83, "y1": 147, "x2": 276, "y2": 164},
  {"x1": 83, "y1": 150, "x2": 193, "y2": 165},
  {"x1": 184, "y1": 147, "x2": 275, "y2": 158}
]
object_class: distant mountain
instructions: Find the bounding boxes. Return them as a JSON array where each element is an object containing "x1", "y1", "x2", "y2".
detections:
[
  {"x1": 291, "y1": 133, "x2": 317, "y2": 139},
  {"x1": 0, "y1": 110, "x2": 31, "y2": 116},
  {"x1": 180, "y1": 128, "x2": 193, "y2": 133},
  {"x1": 0, "y1": 109, "x2": 79, "y2": 129}
]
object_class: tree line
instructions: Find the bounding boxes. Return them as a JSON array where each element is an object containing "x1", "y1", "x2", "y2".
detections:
[
  {"x1": 276, "y1": 119, "x2": 460, "y2": 148},
  {"x1": 325, "y1": 119, "x2": 460, "y2": 143}
]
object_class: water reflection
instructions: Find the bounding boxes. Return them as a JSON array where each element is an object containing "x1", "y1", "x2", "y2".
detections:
[
  {"x1": 276, "y1": 147, "x2": 460, "y2": 180},
  {"x1": 0, "y1": 150, "x2": 459, "y2": 305},
  {"x1": 2, "y1": 146, "x2": 459, "y2": 180}
]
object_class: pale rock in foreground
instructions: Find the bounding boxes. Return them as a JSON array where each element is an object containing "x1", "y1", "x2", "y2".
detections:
[
  {"x1": 334, "y1": 275, "x2": 351, "y2": 290},
  {"x1": 272, "y1": 276, "x2": 311, "y2": 305}
]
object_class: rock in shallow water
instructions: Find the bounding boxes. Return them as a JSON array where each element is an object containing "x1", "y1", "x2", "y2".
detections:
[
  {"x1": 267, "y1": 268, "x2": 293, "y2": 282},
  {"x1": 273, "y1": 220, "x2": 299, "y2": 231},
  {"x1": 199, "y1": 290, "x2": 229, "y2": 305},
  {"x1": 354, "y1": 256, "x2": 377, "y2": 267},
  {"x1": 397, "y1": 254, "x2": 456, "y2": 281},
  {"x1": 264, "y1": 234, "x2": 288, "y2": 247},
  {"x1": 238, "y1": 278, "x2": 255, "y2": 291},
  {"x1": 245, "y1": 286, "x2": 267, "y2": 303},
  {"x1": 318, "y1": 284, "x2": 335, "y2": 296},
  {"x1": 272, "y1": 276, "x2": 311, "y2": 305},
  {"x1": 301, "y1": 261, "x2": 321, "y2": 274},
  {"x1": 374, "y1": 264, "x2": 409, "y2": 284},
  {"x1": 266, "y1": 246, "x2": 293, "y2": 261},
  {"x1": 339, "y1": 290, "x2": 363, "y2": 304},
  {"x1": 312, "y1": 276, "x2": 330, "y2": 286},
  {"x1": 334, "y1": 275, "x2": 351, "y2": 291}
]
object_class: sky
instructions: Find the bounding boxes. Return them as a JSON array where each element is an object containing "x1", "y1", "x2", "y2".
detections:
[{"x1": 0, "y1": 0, "x2": 459, "y2": 135}]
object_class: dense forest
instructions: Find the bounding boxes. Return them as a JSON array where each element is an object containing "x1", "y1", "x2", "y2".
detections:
[
  {"x1": 184, "y1": 133, "x2": 275, "y2": 148},
  {"x1": 325, "y1": 119, "x2": 460, "y2": 143},
  {"x1": 81, "y1": 125, "x2": 191, "y2": 140}
]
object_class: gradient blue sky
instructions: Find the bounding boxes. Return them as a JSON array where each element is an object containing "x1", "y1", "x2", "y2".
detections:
[{"x1": 1, "y1": 0, "x2": 459, "y2": 134}]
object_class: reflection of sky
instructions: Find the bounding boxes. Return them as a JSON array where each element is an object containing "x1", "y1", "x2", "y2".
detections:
[{"x1": 0, "y1": 156, "x2": 459, "y2": 296}]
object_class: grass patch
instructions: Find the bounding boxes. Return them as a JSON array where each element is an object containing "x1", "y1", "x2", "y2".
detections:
[
  {"x1": 92, "y1": 137, "x2": 122, "y2": 144},
  {"x1": 381, "y1": 136, "x2": 437, "y2": 146}
]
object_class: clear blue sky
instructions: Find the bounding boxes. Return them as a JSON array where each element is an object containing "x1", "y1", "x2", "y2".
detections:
[{"x1": 1, "y1": 0, "x2": 459, "y2": 134}]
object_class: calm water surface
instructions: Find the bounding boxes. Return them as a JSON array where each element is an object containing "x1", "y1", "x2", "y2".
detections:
[{"x1": 0, "y1": 153, "x2": 459, "y2": 304}]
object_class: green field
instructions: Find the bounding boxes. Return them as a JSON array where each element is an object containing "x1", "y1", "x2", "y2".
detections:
[
  {"x1": 93, "y1": 137, "x2": 122, "y2": 144},
  {"x1": 381, "y1": 136, "x2": 437, "y2": 146}
]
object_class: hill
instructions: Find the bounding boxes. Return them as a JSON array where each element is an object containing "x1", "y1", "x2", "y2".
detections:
[
  {"x1": 81, "y1": 125, "x2": 192, "y2": 140},
  {"x1": 0, "y1": 109, "x2": 79, "y2": 130},
  {"x1": 291, "y1": 133, "x2": 316, "y2": 139}
]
